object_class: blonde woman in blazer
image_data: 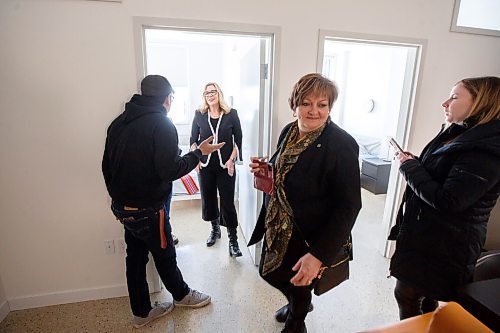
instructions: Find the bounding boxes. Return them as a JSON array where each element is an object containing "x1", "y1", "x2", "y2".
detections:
[{"x1": 190, "y1": 82, "x2": 243, "y2": 257}]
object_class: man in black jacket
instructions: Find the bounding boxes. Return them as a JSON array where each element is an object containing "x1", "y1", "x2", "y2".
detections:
[{"x1": 102, "y1": 75, "x2": 224, "y2": 328}]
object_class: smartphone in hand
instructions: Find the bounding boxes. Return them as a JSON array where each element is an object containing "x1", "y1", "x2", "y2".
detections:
[
  {"x1": 253, "y1": 157, "x2": 274, "y2": 195},
  {"x1": 389, "y1": 138, "x2": 404, "y2": 154},
  {"x1": 256, "y1": 158, "x2": 272, "y2": 176}
]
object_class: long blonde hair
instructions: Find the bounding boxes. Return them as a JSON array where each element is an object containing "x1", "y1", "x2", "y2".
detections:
[
  {"x1": 460, "y1": 76, "x2": 500, "y2": 126},
  {"x1": 198, "y1": 82, "x2": 231, "y2": 114}
]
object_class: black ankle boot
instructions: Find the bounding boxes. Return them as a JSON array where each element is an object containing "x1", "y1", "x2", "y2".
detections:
[
  {"x1": 206, "y1": 219, "x2": 221, "y2": 247},
  {"x1": 228, "y1": 227, "x2": 242, "y2": 257},
  {"x1": 281, "y1": 318, "x2": 307, "y2": 333},
  {"x1": 275, "y1": 303, "x2": 314, "y2": 323}
]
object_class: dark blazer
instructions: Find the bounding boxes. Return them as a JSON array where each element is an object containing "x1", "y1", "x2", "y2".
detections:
[
  {"x1": 248, "y1": 119, "x2": 362, "y2": 266},
  {"x1": 390, "y1": 119, "x2": 500, "y2": 300},
  {"x1": 190, "y1": 108, "x2": 243, "y2": 164}
]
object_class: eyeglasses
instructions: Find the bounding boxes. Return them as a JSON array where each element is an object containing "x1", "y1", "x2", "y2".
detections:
[
  {"x1": 169, "y1": 94, "x2": 175, "y2": 102},
  {"x1": 204, "y1": 90, "x2": 218, "y2": 97}
]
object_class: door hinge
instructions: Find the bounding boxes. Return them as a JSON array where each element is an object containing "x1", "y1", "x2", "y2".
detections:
[{"x1": 261, "y1": 64, "x2": 269, "y2": 80}]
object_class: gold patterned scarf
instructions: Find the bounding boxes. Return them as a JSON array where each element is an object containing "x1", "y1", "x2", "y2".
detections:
[{"x1": 262, "y1": 120, "x2": 326, "y2": 275}]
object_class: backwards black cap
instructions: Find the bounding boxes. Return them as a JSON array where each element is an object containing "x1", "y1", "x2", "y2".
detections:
[{"x1": 140, "y1": 75, "x2": 173, "y2": 97}]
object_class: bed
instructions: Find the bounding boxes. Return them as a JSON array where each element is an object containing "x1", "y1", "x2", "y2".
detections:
[
  {"x1": 172, "y1": 146, "x2": 201, "y2": 200},
  {"x1": 353, "y1": 134, "x2": 384, "y2": 165}
]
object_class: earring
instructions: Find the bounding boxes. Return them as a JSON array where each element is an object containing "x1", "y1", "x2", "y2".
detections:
[{"x1": 293, "y1": 110, "x2": 297, "y2": 117}]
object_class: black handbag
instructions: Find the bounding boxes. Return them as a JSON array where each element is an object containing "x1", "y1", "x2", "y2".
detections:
[
  {"x1": 293, "y1": 218, "x2": 353, "y2": 296},
  {"x1": 312, "y1": 238, "x2": 352, "y2": 296}
]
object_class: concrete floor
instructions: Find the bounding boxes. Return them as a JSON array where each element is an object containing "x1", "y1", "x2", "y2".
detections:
[{"x1": 0, "y1": 190, "x2": 399, "y2": 332}]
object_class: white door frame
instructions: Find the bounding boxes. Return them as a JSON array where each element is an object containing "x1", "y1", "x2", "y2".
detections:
[
  {"x1": 133, "y1": 17, "x2": 281, "y2": 290},
  {"x1": 133, "y1": 16, "x2": 281, "y2": 162},
  {"x1": 316, "y1": 30, "x2": 427, "y2": 258}
]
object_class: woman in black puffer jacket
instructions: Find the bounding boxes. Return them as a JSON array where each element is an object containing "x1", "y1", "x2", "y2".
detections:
[{"x1": 389, "y1": 76, "x2": 500, "y2": 319}]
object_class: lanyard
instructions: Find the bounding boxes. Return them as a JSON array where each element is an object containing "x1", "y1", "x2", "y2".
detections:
[{"x1": 200, "y1": 111, "x2": 225, "y2": 168}]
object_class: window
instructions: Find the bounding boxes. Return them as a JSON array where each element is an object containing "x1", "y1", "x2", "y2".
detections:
[
  {"x1": 144, "y1": 30, "x2": 191, "y2": 125},
  {"x1": 451, "y1": 0, "x2": 500, "y2": 37},
  {"x1": 168, "y1": 87, "x2": 188, "y2": 124}
]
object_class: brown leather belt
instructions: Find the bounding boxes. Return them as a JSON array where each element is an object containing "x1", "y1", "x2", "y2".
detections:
[{"x1": 159, "y1": 208, "x2": 167, "y2": 249}]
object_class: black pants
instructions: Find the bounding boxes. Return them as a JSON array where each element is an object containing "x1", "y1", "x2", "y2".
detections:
[
  {"x1": 259, "y1": 233, "x2": 312, "y2": 323},
  {"x1": 112, "y1": 203, "x2": 190, "y2": 317},
  {"x1": 394, "y1": 279, "x2": 439, "y2": 320},
  {"x1": 199, "y1": 165, "x2": 238, "y2": 228}
]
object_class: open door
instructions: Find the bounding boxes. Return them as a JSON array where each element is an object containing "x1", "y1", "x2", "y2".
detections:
[
  {"x1": 237, "y1": 37, "x2": 272, "y2": 265},
  {"x1": 317, "y1": 31, "x2": 423, "y2": 258}
]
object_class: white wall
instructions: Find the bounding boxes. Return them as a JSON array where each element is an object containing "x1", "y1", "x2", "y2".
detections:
[{"x1": 0, "y1": 0, "x2": 499, "y2": 310}]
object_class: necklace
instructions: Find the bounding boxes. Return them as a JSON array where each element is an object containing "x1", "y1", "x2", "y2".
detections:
[{"x1": 200, "y1": 110, "x2": 225, "y2": 168}]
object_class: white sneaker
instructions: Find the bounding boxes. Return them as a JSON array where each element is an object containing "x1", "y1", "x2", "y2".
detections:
[
  {"x1": 173, "y1": 289, "x2": 211, "y2": 308},
  {"x1": 132, "y1": 301, "x2": 174, "y2": 328}
]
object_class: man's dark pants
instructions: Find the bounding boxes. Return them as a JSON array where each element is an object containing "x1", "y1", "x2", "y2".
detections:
[{"x1": 112, "y1": 203, "x2": 189, "y2": 317}]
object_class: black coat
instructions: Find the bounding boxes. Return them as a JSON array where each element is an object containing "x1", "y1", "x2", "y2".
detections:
[
  {"x1": 190, "y1": 108, "x2": 243, "y2": 165},
  {"x1": 389, "y1": 119, "x2": 500, "y2": 300},
  {"x1": 248, "y1": 120, "x2": 362, "y2": 266},
  {"x1": 102, "y1": 94, "x2": 202, "y2": 208}
]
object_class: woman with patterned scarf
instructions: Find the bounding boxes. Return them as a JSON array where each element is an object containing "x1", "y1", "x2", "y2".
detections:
[{"x1": 248, "y1": 73, "x2": 362, "y2": 333}]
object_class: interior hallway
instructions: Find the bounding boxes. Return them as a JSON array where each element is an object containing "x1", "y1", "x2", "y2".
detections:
[{"x1": 0, "y1": 190, "x2": 399, "y2": 332}]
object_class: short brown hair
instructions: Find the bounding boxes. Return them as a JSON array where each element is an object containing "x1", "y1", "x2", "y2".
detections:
[
  {"x1": 459, "y1": 76, "x2": 500, "y2": 126},
  {"x1": 288, "y1": 73, "x2": 338, "y2": 111}
]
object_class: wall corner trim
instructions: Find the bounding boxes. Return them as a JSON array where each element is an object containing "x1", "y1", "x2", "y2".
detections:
[{"x1": 0, "y1": 300, "x2": 10, "y2": 323}]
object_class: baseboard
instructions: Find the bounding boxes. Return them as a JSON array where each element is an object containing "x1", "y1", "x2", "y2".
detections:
[
  {"x1": 8, "y1": 284, "x2": 128, "y2": 311},
  {"x1": 0, "y1": 300, "x2": 10, "y2": 322}
]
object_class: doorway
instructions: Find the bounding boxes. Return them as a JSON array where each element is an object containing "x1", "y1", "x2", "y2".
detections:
[
  {"x1": 317, "y1": 31, "x2": 424, "y2": 257},
  {"x1": 133, "y1": 19, "x2": 279, "y2": 291}
]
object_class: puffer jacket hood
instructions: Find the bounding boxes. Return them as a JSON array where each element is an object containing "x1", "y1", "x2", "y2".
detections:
[{"x1": 434, "y1": 119, "x2": 500, "y2": 157}]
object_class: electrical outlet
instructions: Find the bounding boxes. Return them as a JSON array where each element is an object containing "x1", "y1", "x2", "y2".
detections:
[
  {"x1": 116, "y1": 238, "x2": 126, "y2": 254},
  {"x1": 104, "y1": 240, "x2": 115, "y2": 254}
]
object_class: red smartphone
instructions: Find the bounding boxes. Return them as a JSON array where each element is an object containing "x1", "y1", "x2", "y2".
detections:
[
  {"x1": 254, "y1": 157, "x2": 274, "y2": 195},
  {"x1": 256, "y1": 159, "x2": 272, "y2": 174}
]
